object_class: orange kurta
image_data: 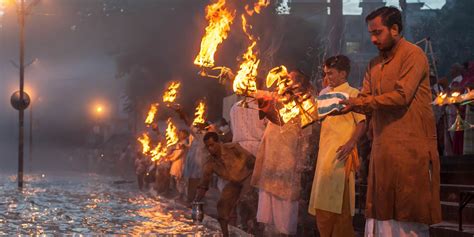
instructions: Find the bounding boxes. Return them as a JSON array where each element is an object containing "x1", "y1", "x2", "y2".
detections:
[{"x1": 352, "y1": 38, "x2": 441, "y2": 224}]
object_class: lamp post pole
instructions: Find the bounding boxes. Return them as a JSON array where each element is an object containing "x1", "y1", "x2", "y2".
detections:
[{"x1": 17, "y1": 0, "x2": 26, "y2": 189}]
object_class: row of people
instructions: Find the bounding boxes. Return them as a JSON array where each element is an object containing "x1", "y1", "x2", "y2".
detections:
[{"x1": 136, "y1": 6, "x2": 441, "y2": 237}]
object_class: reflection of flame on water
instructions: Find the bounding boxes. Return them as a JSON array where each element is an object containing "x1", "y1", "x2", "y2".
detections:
[
  {"x1": 163, "y1": 82, "x2": 181, "y2": 104},
  {"x1": 0, "y1": 173, "x2": 220, "y2": 235},
  {"x1": 145, "y1": 104, "x2": 158, "y2": 125},
  {"x1": 192, "y1": 101, "x2": 207, "y2": 126},
  {"x1": 166, "y1": 119, "x2": 179, "y2": 147},
  {"x1": 194, "y1": 0, "x2": 235, "y2": 68},
  {"x1": 137, "y1": 134, "x2": 151, "y2": 154}
]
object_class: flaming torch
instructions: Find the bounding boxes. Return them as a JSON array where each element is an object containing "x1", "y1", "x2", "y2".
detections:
[
  {"x1": 165, "y1": 118, "x2": 179, "y2": 147},
  {"x1": 232, "y1": 14, "x2": 260, "y2": 108},
  {"x1": 144, "y1": 103, "x2": 159, "y2": 126},
  {"x1": 266, "y1": 65, "x2": 318, "y2": 128},
  {"x1": 192, "y1": 101, "x2": 207, "y2": 127},
  {"x1": 137, "y1": 133, "x2": 151, "y2": 154},
  {"x1": 194, "y1": 0, "x2": 235, "y2": 69},
  {"x1": 163, "y1": 81, "x2": 181, "y2": 105}
]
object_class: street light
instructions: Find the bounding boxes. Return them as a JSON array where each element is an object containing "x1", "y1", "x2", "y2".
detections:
[
  {"x1": 96, "y1": 106, "x2": 103, "y2": 114},
  {"x1": 4, "y1": 0, "x2": 40, "y2": 189}
]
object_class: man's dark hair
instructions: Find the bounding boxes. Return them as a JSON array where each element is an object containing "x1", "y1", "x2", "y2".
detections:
[
  {"x1": 366, "y1": 6, "x2": 403, "y2": 33},
  {"x1": 324, "y1": 55, "x2": 351, "y2": 75},
  {"x1": 203, "y1": 132, "x2": 219, "y2": 142}
]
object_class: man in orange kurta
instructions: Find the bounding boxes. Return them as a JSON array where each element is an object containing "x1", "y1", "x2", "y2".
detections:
[{"x1": 342, "y1": 6, "x2": 441, "y2": 236}]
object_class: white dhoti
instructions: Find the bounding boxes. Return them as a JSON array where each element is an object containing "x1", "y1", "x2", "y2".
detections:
[
  {"x1": 257, "y1": 190, "x2": 298, "y2": 235},
  {"x1": 365, "y1": 218, "x2": 430, "y2": 237}
]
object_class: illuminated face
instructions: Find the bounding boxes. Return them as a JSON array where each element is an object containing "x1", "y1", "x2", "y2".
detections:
[
  {"x1": 204, "y1": 137, "x2": 221, "y2": 157},
  {"x1": 323, "y1": 66, "x2": 346, "y2": 88},
  {"x1": 367, "y1": 16, "x2": 398, "y2": 52}
]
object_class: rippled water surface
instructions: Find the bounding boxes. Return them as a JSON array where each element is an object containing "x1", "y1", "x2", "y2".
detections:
[{"x1": 0, "y1": 173, "x2": 219, "y2": 235}]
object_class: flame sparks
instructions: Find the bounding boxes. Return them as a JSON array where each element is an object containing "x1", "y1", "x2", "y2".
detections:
[
  {"x1": 192, "y1": 101, "x2": 207, "y2": 126},
  {"x1": 245, "y1": 0, "x2": 270, "y2": 16},
  {"x1": 137, "y1": 133, "x2": 151, "y2": 154},
  {"x1": 233, "y1": 15, "x2": 259, "y2": 96},
  {"x1": 165, "y1": 119, "x2": 179, "y2": 147},
  {"x1": 145, "y1": 104, "x2": 159, "y2": 125},
  {"x1": 194, "y1": 0, "x2": 235, "y2": 68},
  {"x1": 163, "y1": 82, "x2": 181, "y2": 104}
]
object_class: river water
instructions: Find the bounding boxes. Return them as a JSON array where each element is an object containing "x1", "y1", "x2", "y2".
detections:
[{"x1": 0, "y1": 172, "x2": 220, "y2": 236}]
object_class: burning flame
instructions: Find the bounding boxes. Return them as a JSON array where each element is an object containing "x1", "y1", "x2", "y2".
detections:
[
  {"x1": 165, "y1": 119, "x2": 179, "y2": 147},
  {"x1": 163, "y1": 81, "x2": 181, "y2": 104},
  {"x1": 448, "y1": 91, "x2": 462, "y2": 104},
  {"x1": 266, "y1": 65, "x2": 288, "y2": 88},
  {"x1": 233, "y1": 15, "x2": 259, "y2": 96},
  {"x1": 433, "y1": 92, "x2": 447, "y2": 105},
  {"x1": 192, "y1": 101, "x2": 207, "y2": 126},
  {"x1": 266, "y1": 65, "x2": 318, "y2": 124},
  {"x1": 150, "y1": 142, "x2": 167, "y2": 162},
  {"x1": 245, "y1": 0, "x2": 270, "y2": 16},
  {"x1": 137, "y1": 133, "x2": 151, "y2": 154},
  {"x1": 194, "y1": 0, "x2": 235, "y2": 68},
  {"x1": 279, "y1": 100, "x2": 300, "y2": 123},
  {"x1": 145, "y1": 103, "x2": 158, "y2": 125}
]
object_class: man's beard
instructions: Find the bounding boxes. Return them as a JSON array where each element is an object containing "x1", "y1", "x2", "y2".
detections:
[{"x1": 378, "y1": 36, "x2": 397, "y2": 52}]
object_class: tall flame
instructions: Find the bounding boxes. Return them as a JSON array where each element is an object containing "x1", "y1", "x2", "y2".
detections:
[
  {"x1": 194, "y1": 0, "x2": 235, "y2": 68},
  {"x1": 163, "y1": 81, "x2": 181, "y2": 104},
  {"x1": 233, "y1": 15, "x2": 259, "y2": 95},
  {"x1": 165, "y1": 118, "x2": 179, "y2": 147},
  {"x1": 150, "y1": 142, "x2": 167, "y2": 162},
  {"x1": 145, "y1": 104, "x2": 158, "y2": 125},
  {"x1": 192, "y1": 101, "x2": 207, "y2": 126},
  {"x1": 137, "y1": 133, "x2": 151, "y2": 154}
]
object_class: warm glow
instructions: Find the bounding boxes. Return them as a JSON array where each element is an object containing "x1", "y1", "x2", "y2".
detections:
[
  {"x1": 233, "y1": 15, "x2": 259, "y2": 96},
  {"x1": 194, "y1": 0, "x2": 235, "y2": 68},
  {"x1": 145, "y1": 103, "x2": 158, "y2": 125},
  {"x1": 137, "y1": 133, "x2": 151, "y2": 154},
  {"x1": 162, "y1": 82, "x2": 181, "y2": 104},
  {"x1": 192, "y1": 101, "x2": 207, "y2": 126},
  {"x1": 96, "y1": 106, "x2": 103, "y2": 113},
  {"x1": 165, "y1": 118, "x2": 179, "y2": 147}
]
